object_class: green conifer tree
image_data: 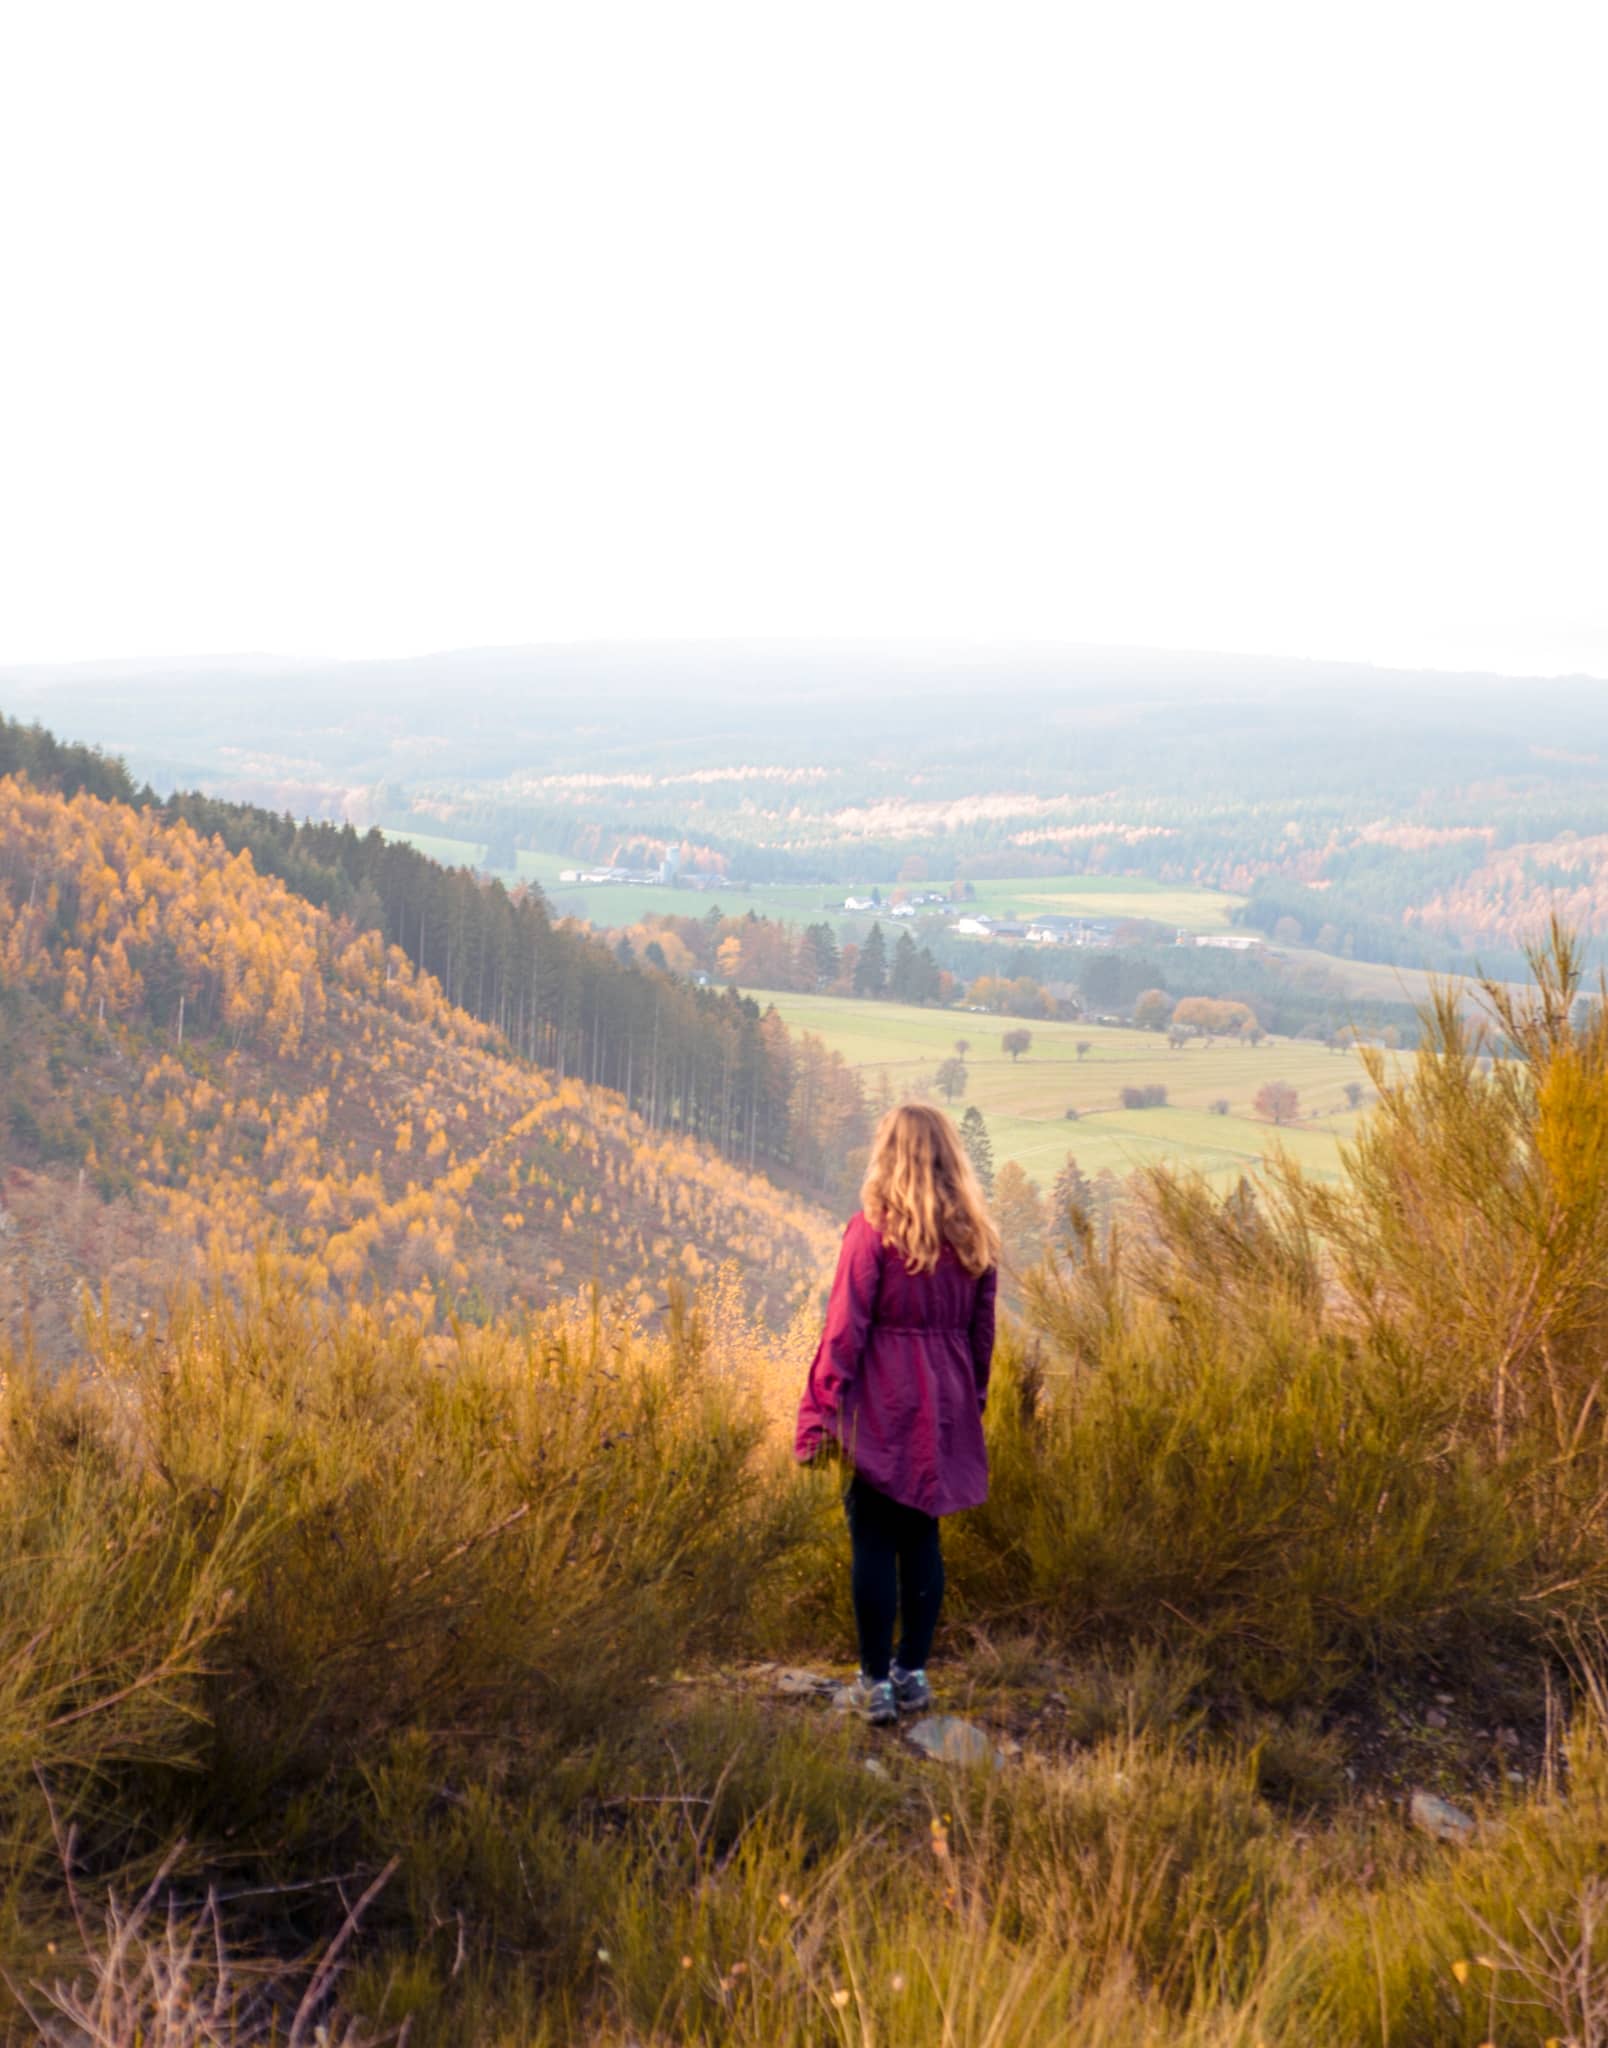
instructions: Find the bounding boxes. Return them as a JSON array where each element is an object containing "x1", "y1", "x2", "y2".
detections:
[
  {"x1": 854, "y1": 922, "x2": 888, "y2": 998},
  {"x1": 959, "y1": 1105, "x2": 994, "y2": 1197}
]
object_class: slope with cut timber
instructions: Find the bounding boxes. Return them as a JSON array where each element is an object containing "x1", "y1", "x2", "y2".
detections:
[{"x1": 0, "y1": 777, "x2": 836, "y2": 1361}]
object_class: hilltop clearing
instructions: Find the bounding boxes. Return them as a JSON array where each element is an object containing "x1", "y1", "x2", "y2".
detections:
[{"x1": 0, "y1": 777, "x2": 836, "y2": 1360}]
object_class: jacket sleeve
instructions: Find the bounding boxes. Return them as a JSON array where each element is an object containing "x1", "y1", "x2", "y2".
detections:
[
  {"x1": 795, "y1": 1217, "x2": 882, "y2": 1462},
  {"x1": 969, "y1": 1264, "x2": 999, "y2": 1413}
]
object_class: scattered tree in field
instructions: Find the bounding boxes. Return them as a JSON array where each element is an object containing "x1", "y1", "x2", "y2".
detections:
[
  {"x1": 1063, "y1": 1105, "x2": 1079, "y2": 1119},
  {"x1": 1119, "y1": 1083, "x2": 1168, "y2": 1109},
  {"x1": 953, "y1": 1038, "x2": 970, "y2": 1059},
  {"x1": 1344, "y1": 1080, "x2": 1365, "y2": 1110},
  {"x1": 992, "y1": 1159, "x2": 1045, "y2": 1265},
  {"x1": 1132, "y1": 988, "x2": 1174, "y2": 1032},
  {"x1": 1246, "y1": 1024, "x2": 1266, "y2": 1047},
  {"x1": 935, "y1": 1056, "x2": 968, "y2": 1104},
  {"x1": 1254, "y1": 1080, "x2": 1300, "y2": 1124},
  {"x1": 1167, "y1": 1027, "x2": 1191, "y2": 1051},
  {"x1": 1173, "y1": 996, "x2": 1258, "y2": 1038},
  {"x1": 1210, "y1": 1097, "x2": 1230, "y2": 1115},
  {"x1": 967, "y1": 975, "x2": 1055, "y2": 1019},
  {"x1": 959, "y1": 1106, "x2": 994, "y2": 1196},
  {"x1": 1075, "y1": 1040, "x2": 1091, "y2": 1061},
  {"x1": 1002, "y1": 1028, "x2": 1032, "y2": 1061}
]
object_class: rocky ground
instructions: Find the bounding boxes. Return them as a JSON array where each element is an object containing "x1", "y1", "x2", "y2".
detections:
[{"x1": 660, "y1": 1637, "x2": 1557, "y2": 1839}]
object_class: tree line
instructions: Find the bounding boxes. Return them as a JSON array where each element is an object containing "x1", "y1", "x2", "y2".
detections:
[
  {"x1": 0, "y1": 717, "x2": 877, "y2": 1204},
  {"x1": 150, "y1": 795, "x2": 875, "y2": 1195}
]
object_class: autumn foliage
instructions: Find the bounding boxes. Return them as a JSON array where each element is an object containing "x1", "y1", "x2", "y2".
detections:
[{"x1": 0, "y1": 777, "x2": 837, "y2": 1348}]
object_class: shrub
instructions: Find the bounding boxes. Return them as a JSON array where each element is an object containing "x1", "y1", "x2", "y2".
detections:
[
  {"x1": 0, "y1": 1269, "x2": 812, "y2": 2020},
  {"x1": 1254, "y1": 1080, "x2": 1299, "y2": 1124},
  {"x1": 1119, "y1": 1084, "x2": 1168, "y2": 1109},
  {"x1": 950, "y1": 1168, "x2": 1572, "y2": 1706}
]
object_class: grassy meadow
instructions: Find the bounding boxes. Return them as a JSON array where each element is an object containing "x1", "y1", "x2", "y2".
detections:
[
  {"x1": 960, "y1": 872, "x2": 1242, "y2": 929},
  {"x1": 380, "y1": 832, "x2": 1243, "y2": 937},
  {"x1": 383, "y1": 834, "x2": 859, "y2": 925},
  {"x1": 746, "y1": 990, "x2": 1374, "y2": 1187},
  {"x1": 10, "y1": 939, "x2": 1608, "y2": 2045}
]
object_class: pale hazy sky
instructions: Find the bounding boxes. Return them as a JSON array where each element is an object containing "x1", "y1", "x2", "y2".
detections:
[{"x1": 2, "y1": 1, "x2": 1605, "y2": 678}]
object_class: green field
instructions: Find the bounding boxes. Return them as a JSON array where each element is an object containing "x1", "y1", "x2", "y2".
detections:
[
  {"x1": 382, "y1": 832, "x2": 1242, "y2": 936},
  {"x1": 514, "y1": 851, "x2": 853, "y2": 925},
  {"x1": 384, "y1": 826, "x2": 493, "y2": 868},
  {"x1": 962, "y1": 873, "x2": 1242, "y2": 929},
  {"x1": 381, "y1": 834, "x2": 855, "y2": 923},
  {"x1": 748, "y1": 989, "x2": 1382, "y2": 1188}
]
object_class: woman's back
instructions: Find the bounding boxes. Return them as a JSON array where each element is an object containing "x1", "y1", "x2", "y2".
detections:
[
  {"x1": 794, "y1": 1102, "x2": 1001, "y2": 1719},
  {"x1": 869, "y1": 1234, "x2": 980, "y2": 1329},
  {"x1": 797, "y1": 1210, "x2": 996, "y2": 1516}
]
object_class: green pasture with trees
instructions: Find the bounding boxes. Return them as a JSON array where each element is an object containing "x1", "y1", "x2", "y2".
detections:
[
  {"x1": 382, "y1": 831, "x2": 1246, "y2": 939},
  {"x1": 747, "y1": 989, "x2": 1383, "y2": 1189}
]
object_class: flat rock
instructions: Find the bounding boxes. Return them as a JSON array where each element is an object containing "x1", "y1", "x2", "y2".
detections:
[
  {"x1": 773, "y1": 1667, "x2": 837, "y2": 1697},
  {"x1": 906, "y1": 1715, "x2": 1004, "y2": 1768},
  {"x1": 1409, "y1": 1789, "x2": 1475, "y2": 1840}
]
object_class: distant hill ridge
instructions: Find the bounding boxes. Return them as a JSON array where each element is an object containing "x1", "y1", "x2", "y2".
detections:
[{"x1": 0, "y1": 770, "x2": 838, "y2": 1360}]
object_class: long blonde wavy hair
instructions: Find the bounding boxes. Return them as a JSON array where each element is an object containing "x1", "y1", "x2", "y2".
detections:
[{"x1": 860, "y1": 1103, "x2": 1000, "y2": 1277}]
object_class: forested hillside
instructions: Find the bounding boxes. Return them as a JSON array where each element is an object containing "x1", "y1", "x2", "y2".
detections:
[
  {"x1": 0, "y1": 703, "x2": 880, "y2": 1177},
  {"x1": 0, "y1": 775, "x2": 839, "y2": 1358}
]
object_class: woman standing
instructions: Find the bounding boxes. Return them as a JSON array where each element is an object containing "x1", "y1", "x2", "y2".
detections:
[{"x1": 795, "y1": 1103, "x2": 1000, "y2": 1725}]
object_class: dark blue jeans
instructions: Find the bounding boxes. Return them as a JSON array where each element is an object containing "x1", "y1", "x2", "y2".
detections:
[{"x1": 844, "y1": 1474, "x2": 945, "y2": 1682}]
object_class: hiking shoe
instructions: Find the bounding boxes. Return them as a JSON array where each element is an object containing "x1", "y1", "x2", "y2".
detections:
[
  {"x1": 844, "y1": 1674, "x2": 899, "y2": 1726},
  {"x1": 890, "y1": 1662, "x2": 933, "y2": 1714}
]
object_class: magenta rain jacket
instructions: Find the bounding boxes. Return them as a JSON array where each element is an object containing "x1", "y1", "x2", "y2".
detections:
[{"x1": 794, "y1": 1210, "x2": 998, "y2": 1517}]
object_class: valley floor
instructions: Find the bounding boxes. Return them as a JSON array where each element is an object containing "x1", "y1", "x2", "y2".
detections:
[{"x1": 747, "y1": 990, "x2": 1377, "y2": 1187}]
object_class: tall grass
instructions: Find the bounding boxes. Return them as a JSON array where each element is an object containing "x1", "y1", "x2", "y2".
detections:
[
  {"x1": 0, "y1": 1270, "x2": 811, "y2": 2035},
  {"x1": 11, "y1": 928, "x2": 1608, "y2": 2043},
  {"x1": 945, "y1": 930, "x2": 1608, "y2": 1705}
]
